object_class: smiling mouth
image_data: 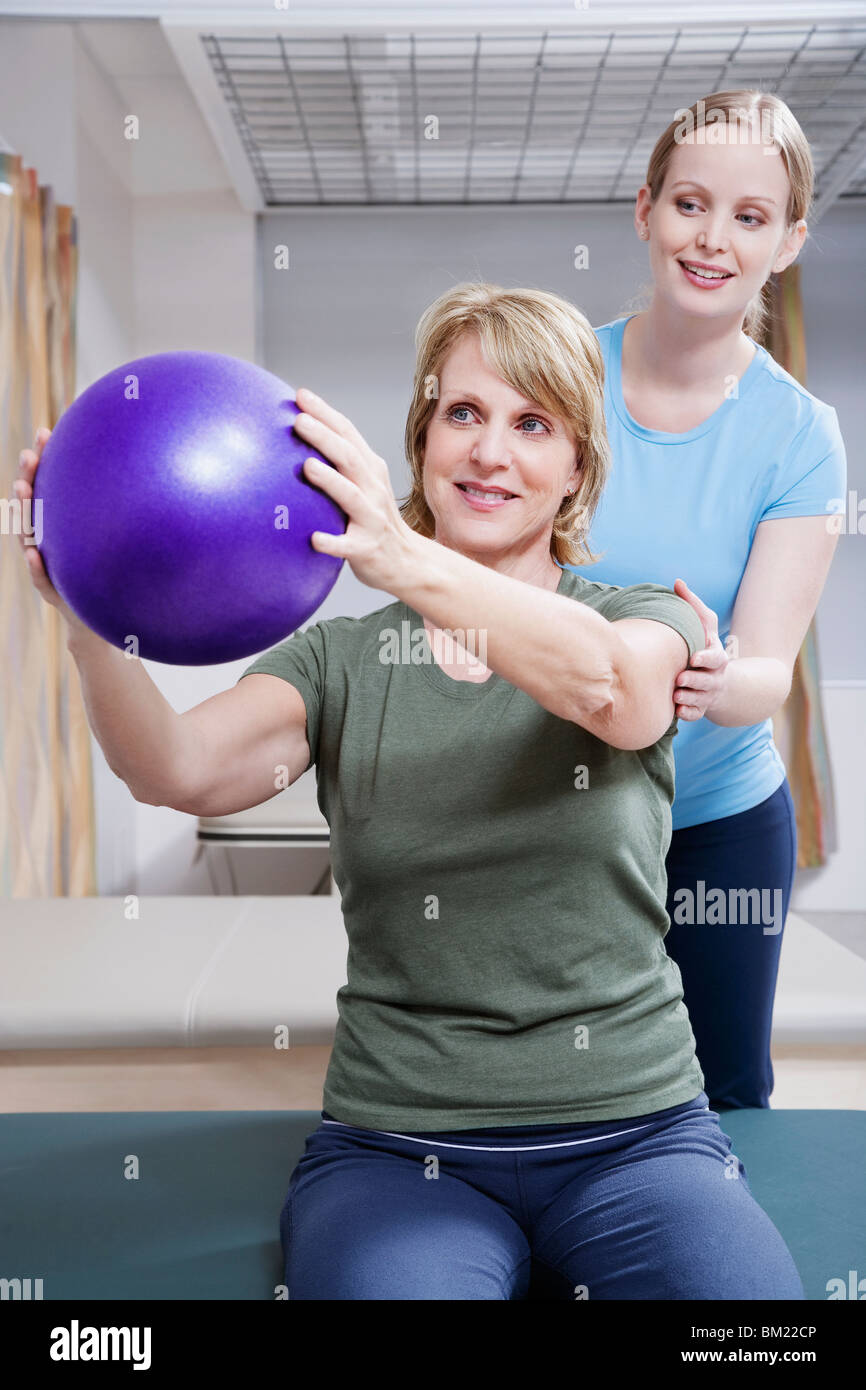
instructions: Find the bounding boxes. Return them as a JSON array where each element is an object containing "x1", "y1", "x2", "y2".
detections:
[
  {"x1": 678, "y1": 259, "x2": 734, "y2": 281},
  {"x1": 456, "y1": 483, "x2": 517, "y2": 502}
]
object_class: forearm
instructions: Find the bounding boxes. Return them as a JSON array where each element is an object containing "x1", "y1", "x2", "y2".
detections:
[
  {"x1": 392, "y1": 531, "x2": 617, "y2": 724},
  {"x1": 66, "y1": 618, "x2": 188, "y2": 804},
  {"x1": 706, "y1": 655, "x2": 792, "y2": 727}
]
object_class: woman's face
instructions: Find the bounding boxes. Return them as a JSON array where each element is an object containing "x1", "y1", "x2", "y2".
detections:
[
  {"x1": 638, "y1": 122, "x2": 806, "y2": 323},
  {"x1": 421, "y1": 332, "x2": 580, "y2": 568}
]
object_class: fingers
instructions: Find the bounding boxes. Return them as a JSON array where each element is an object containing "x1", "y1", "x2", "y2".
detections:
[
  {"x1": 295, "y1": 389, "x2": 368, "y2": 455},
  {"x1": 12, "y1": 475, "x2": 37, "y2": 559},
  {"x1": 294, "y1": 391, "x2": 388, "y2": 476},
  {"x1": 676, "y1": 704, "x2": 703, "y2": 721},
  {"x1": 302, "y1": 453, "x2": 360, "y2": 510},
  {"x1": 674, "y1": 669, "x2": 717, "y2": 694},
  {"x1": 301, "y1": 452, "x2": 377, "y2": 545},
  {"x1": 294, "y1": 413, "x2": 362, "y2": 481},
  {"x1": 18, "y1": 448, "x2": 38, "y2": 484},
  {"x1": 18, "y1": 427, "x2": 50, "y2": 481},
  {"x1": 16, "y1": 438, "x2": 40, "y2": 555},
  {"x1": 688, "y1": 643, "x2": 728, "y2": 669},
  {"x1": 674, "y1": 577, "x2": 718, "y2": 630},
  {"x1": 14, "y1": 430, "x2": 59, "y2": 601}
]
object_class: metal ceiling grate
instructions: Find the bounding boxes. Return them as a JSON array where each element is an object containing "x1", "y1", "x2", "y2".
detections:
[{"x1": 201, "y1": 24, "x2": 866, "y2": 206}]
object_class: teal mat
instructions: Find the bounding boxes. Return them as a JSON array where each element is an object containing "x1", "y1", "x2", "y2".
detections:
[{"x1": 0, "y1": 1109, "x2": 862, "y2": 1300}]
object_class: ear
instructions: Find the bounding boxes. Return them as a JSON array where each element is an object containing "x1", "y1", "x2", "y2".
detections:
[
  {"x1": 772, "y1": 218, "x2": 807, "y2": 275},
  {"x1": 634, "y1": 184, "x2": 652, "y2": 239}
]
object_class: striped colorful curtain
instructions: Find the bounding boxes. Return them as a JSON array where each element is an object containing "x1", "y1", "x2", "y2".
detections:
[
  {"x1": 761, "y1": 264, "x2": 837, "y2": 867},
  {"x1": 0, "y1": 152, "x2": 96, "y2": 895}
]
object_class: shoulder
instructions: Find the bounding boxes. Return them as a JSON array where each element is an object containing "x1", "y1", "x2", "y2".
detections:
[
  {"x1": 302, "y1": 598, "x2": 408, "y2": 654},
  {"x1": 750, "y1": 345, "x2": 842, "y2": 445},
  {"x1": 591, "y1": 319, "x2": 617, "y2": 339},
  {"x1": 558, "y1": 565, "x2": 667, "y2": 606},
  {"x1": 241, "y1": 598, "x2": 405, "y2": 678},
  {"x1": 590, "y1": 318, "x2": 624, "y2": 359},
  {"x1": 558, "y1": 569, "x2": 705, "y2": 658}
]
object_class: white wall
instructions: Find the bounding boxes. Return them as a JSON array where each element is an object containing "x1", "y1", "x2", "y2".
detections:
[{"x1": 0, "y1": 22, "x2": 77, "y2": 204}]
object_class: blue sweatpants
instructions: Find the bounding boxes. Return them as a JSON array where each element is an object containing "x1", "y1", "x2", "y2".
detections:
[
  {"x1": 663, "y1": 780, "x2": 798, "y2": 1111},
  {"x1": 281, "y1": 1092, "x2": 804, "y2": 1300}
]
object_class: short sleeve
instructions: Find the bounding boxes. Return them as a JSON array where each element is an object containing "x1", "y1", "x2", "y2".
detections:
[
  {"x1": 236, "y1": 620, "x2": 326, "y2": 764},
  {"x1": 597, "y1": 583, "x2": 706, "y2": 661},
  {"x1": 760, "y1": 403, "x2": 847, "y2": 522}
]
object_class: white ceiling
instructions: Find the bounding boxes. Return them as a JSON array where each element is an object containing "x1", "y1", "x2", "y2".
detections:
[
  {"x1": 4, "y1": 1, "x2": 866, "y2": 24},
  {"x1": 175, "y1": 22, "x2": 866, "y2": 211},
  {"x1": 8, "y1": 4, "x2": 866, "y2": 212}
]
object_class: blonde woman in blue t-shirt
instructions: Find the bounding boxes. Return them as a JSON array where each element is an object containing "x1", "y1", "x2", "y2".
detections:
[{"x1": 563, "y1": 90, "x2": 846, "y2": 1112}]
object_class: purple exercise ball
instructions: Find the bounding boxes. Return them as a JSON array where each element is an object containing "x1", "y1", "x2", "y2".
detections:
[{"x1": 33, "y1": 351, "x2": 346, "y2": 664}]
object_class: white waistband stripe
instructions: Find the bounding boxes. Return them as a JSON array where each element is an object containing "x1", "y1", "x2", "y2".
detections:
[{"x1": 318, "y1": 1116, "x2": 695, "y2": 1151}]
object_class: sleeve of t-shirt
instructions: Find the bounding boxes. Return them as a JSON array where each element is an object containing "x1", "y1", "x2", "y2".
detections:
[
  {"x1": 760, "y1": 402, "x2": 847, "y2": 521},
  {"x1": 235, "y1": 619, "x2": 327, "y2": 765},
  {"x1": 596, "y1": 583, "x2": 706, "y2": 662}
]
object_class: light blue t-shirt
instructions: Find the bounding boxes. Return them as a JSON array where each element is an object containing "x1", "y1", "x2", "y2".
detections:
[{"x1": 564, "y1": 314, "x2": 847, "y2": 830}]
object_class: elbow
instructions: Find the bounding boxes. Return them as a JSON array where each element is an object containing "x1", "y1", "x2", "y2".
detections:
[
  {"x1": 595, "y1": 706, "x2": 665, "y2": 751},
  {"x1": 125, "y1": 777, "x2": 187, "y2": 811},
  {"x1": 775, "y1": 665, "x2": 794, "y2": 714},
  {"x1": 575, "y1": 666, "x2": 670, "y2": 751},
  {"x1": 127, "y1": 781, "x2": 163, "y2": 807},
  {"x1": 753, "y1": 673, "x2": 794, "y2": 729},
  {"x1": 108, "y1": 767, "x2": 150, "y2": 803},
  {"x1": 568, "y1": 664, "x2": 632, "y2": 747}
]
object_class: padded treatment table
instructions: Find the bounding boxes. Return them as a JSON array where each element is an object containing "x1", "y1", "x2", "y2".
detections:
[
  {"x1": 0, "y1": 1107, "x2": 863, "y2": 1300},
  {"x1": 3, "y1": 901, "x2": 865, "y2": 1050}
]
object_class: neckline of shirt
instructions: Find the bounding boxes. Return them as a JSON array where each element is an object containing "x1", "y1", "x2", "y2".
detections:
[
  {"x1": 399, "y1": 564, "x2": 577, "y2": 698},
  {"x1": 606, "y1": 313, "x2": 766, "y2": 445}
]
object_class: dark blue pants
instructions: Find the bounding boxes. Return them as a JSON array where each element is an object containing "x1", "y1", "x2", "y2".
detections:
[
  {"x1": 664, "y1": 780, "x2": 798, "y2": 1111},
  {"x1": 281, "y1": 1093, "x2": 804, "y2": 1299}
]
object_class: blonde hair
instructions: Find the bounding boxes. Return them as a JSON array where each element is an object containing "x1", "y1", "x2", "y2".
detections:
[
  {"x1": 400, "y1": 281, "x2": 610, "y2": 567},
  {"x1": 643, "y1": 89, "x2": 814, "y2": 340}
]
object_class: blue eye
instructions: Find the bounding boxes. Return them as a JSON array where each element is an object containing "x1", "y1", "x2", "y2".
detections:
[{"x1": 446, "y1": 404, "x2": 549, "y2": 434}]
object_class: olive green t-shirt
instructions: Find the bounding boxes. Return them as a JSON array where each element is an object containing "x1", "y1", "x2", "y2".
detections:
[{"x1": 238, "y1": 565, "x2": 707, "y2": 1130}]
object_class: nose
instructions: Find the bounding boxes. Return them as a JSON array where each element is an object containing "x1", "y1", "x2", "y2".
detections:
[
  {"x1": 469, "y1": 419, "x2": 513, "y2": 468},
  {"x1": 696, "y1": 216, "x2": 731, "y2": 255}
]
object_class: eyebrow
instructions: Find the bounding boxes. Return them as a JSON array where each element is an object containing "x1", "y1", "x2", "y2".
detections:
[
  {"x1": 442, "y1": 389, "x2": 549, "y2": 413},
  {"x1": 670, "y1": 180, "x2": 777, "y2": 206}
]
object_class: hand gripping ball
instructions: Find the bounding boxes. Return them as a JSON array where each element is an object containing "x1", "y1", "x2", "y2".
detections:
[{"x1": 32, "y1": 351, "x2": 346, "y2": 664}]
